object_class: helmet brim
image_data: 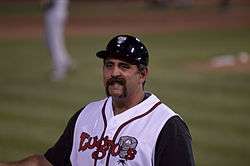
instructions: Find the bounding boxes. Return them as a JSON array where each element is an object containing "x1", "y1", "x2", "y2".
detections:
[{"x1": 96, "y1": 50, "x2": 107, "y2": 59}]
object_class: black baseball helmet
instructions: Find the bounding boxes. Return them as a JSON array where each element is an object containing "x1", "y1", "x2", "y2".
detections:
[{"x1": 96, "y1": 34, "x2": 149, "y2": 66}]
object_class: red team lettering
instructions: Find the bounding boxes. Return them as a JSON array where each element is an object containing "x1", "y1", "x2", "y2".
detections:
[{"x1": 78, "y1": 132, "x2": 137, "y2": 160}]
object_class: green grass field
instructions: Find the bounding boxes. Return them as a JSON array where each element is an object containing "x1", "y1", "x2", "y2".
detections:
[{"x1": 0, "y1": 1, "x2": 250, "y2": 166}]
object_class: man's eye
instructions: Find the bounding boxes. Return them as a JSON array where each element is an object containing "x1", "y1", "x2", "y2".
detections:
[
  {"x1": 105, "y1": 63, "x2": 113, "y2": 68},
  {"x1": 120, "y1": 64, "x2": 130, "y2": 69}
]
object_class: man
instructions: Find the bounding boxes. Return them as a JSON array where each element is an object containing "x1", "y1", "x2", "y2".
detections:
[
  {"x1": 42, "y1": 0, "x2": 73, "y2": 81},
  {"x1": 0, "y1": 34, "x2": 195, "y2": 166}
]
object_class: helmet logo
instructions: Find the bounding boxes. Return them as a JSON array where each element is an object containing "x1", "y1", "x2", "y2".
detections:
[
  {"x1": 130, "y1": 48, "x2": 135, "y2": 53},
  {"x1": 117, "y1": 36, "x2": 127, "y2": 44}
]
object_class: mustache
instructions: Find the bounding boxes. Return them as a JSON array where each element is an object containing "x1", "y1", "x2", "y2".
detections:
[
  {"x1": 105, "y1": 76, "x2": 127, "y2": 97},
  {"x1": 106, "y1": 76, "x2": 126, "y2": 86}
]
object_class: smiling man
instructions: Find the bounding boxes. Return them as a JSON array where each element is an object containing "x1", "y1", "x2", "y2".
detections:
[
  {"x1": 0, "y1": 35, "x2": 195, "y2": 166},
  {"x1": 103, "y1": 58, "x2": 147, "y2": 115}
]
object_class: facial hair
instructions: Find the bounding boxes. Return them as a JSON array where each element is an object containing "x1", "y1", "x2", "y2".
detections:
[{"x1": 105, "y1": 76, "x2": 127, "y2": 98}]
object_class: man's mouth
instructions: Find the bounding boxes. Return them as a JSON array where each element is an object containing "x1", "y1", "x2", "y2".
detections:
[{"x1": 105, "y1": 76, "x2": 127, "y2": 97}]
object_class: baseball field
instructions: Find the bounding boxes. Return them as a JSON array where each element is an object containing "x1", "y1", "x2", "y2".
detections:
[{"x1": 0, "y1": 0, "x2": 250, "y2": 165}]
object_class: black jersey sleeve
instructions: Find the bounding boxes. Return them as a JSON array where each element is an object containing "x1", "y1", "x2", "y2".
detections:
[
  {"x1": 154, "y1": 116, "x2": 195, "y2": 166},
  {"x1": 44, "y1": 109, "x2": 83, "y2": 166}
]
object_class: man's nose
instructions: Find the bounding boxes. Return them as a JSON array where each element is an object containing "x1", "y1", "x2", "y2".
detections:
[{"x1": 111, "y1": 66, "x2": 121, "y2": 77}]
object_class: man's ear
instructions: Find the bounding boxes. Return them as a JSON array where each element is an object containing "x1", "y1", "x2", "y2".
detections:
[{"x1": 140, "y1": 67, "x2": 149, "y2": 81}]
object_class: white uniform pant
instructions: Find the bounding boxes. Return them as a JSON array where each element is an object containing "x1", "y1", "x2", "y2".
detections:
[{"x1": 44, "y1": 0, "x2": 71, "y2": 72}]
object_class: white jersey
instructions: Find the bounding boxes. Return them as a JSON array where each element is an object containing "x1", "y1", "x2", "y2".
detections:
[{"x1": 70, "y1": 93, "x2": 177, "y2": 166}]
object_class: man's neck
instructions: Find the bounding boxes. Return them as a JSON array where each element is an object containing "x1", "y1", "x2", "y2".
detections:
[{"x1": 112, "y1": 91, "x2": 145, "y2": 115}]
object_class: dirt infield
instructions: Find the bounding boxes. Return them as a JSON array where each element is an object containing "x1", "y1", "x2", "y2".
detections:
[
  {"x1": 0, "y1": 1, "x2": 250, "y2": 39},
  {"x1": 69, "y1": 10, "x2": 250, "y2": 35}
]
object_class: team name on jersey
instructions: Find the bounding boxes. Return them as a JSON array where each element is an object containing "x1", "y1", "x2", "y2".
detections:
[{"x1": 78, "y1": 132, "x2": 138, "y2": 161}]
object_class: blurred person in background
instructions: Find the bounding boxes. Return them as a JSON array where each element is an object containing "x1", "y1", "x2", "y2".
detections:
[
  {"x1": 218, "y1": 0, "x2": 231, "y2": 11},
  {"x1": 146, "y1": 0, "x2": 169, "y2": 8},
  {"x1": 145, "y1": 0, "x2": 192, "y2": 8},
  {"x1": 175, "y1": 0, "x2": 192, "y2": 8},
  {"x1": 42, "y1": 0, "x2": 74, "y2": 81}
]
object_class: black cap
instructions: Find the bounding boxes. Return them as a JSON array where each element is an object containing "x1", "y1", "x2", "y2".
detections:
[{"x1": 96, "y1": 35, "x2": 149, "y2": 66}]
